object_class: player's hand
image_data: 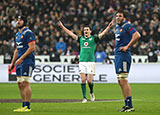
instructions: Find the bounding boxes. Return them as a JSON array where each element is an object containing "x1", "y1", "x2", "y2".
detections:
[
  {"x1": 57, "y1": 21, "x2": 63, "y2": 28},
  {"x1": 120, "y1": 46, "x2": 129, "y2": 52},
  {"x1": 108, "y1": 20, "x2": 114, "y2": 28},
  {"x1": 15, "y1": 58, "x2": 23, "y2": 65},
  {"x1": 9, "y1": 63, "x2": 15, "y2": 72}
]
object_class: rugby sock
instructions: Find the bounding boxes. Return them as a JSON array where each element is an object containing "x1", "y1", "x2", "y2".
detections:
[
  {"x1": 88, "y1": 83, "x2": 93, "y2": 94},
  {"x1": 22, "y1": 102, "x2": 26, "y2": 107},
  {"x1": 25, "y1": 102, "x2": 30, "y2": 109},
  {"x1": 126, "y1": 96, "x2": 133, "y2": 108},
  {"x1": 81, "y1": 83, "x2": 86, "y2": 99},
  {"x1": 125, "y1": 99, "x2": 128, "y2": 107}
]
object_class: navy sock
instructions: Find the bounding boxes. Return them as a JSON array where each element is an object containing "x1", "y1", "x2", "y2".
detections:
[
  {"x1": 25, "y1": 102, "x2": 30, "y2": 109},
  {"x1": 88, "y1": 83, "x2": 94, "y2": 94},
  {"x1": 126, "y1": 96, "x2": 133, "y2": 108},
  {"x1": 125, "y1": 99, "x2": 128, "y2": 107},
  {"x1": 22, "y1": 102, "x2": 26, "y2": 107}
]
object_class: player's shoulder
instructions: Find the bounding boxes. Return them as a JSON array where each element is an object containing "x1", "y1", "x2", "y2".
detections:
[
  {"x1": 23, "y1": 28, "x2": 33, "y2": 35},
  {"x1": 91, "y1": 35, "x2": 98, "y2": 38},
  {"x1": 122, "y1": 21, "x2": 132, "y2": 28},
  {"x1": 78, "y1": 36, "x2": 83, "y2": 38}
]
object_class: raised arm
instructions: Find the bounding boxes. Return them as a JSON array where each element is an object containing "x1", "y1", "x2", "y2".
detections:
[
  {"x1": 98, "y1": 20, "x2": 114, "y2": 39},
  {"x1": 58, "y1": 21, "x2": 78, "y2": 40}
]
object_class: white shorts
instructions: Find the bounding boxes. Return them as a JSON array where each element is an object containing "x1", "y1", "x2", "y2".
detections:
[{"x1": 79, "y1": 62, "x2": 95, "y2": 75}]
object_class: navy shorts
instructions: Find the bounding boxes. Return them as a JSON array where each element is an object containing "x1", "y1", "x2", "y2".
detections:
[
  {"x1": 114, "y1": 54, "x2": 131, "y2": 74},
  {"x1": 16, "y1": 64, "x2": 34, "y2": 77}
]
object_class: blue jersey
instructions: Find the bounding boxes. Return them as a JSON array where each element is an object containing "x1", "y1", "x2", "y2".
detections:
[
  {"x1": 15, "y1": 27, "x2": 35, "y2": 67},
  {"x1": 115, "y1": 20, "x2": 136, "y2": 55}
]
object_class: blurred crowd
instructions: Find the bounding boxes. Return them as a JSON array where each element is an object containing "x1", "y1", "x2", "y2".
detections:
[{"x1": 0, "y1": 0, "x2": 160, "y2": 63}]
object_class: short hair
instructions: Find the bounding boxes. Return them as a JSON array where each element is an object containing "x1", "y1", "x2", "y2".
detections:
[
  {"x1": 115, "y1": 9, "x2": 129, "y2": 18},
  {"x1": 83, "y1": 25, "x2": 92, "y2": 31}
]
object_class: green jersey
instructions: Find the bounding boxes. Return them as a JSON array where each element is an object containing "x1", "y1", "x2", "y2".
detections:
[{"x1": 78, "y1": 35, "x2": 99, "y2": 62}]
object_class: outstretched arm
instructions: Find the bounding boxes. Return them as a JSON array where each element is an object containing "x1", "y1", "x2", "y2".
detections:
[
  {"x1": 58, "y1": 21, "x2": 78, "y2": 40},
  {"x1": 98, "y1": 20, "x2": 114, "y2": 39},
  {"x1": 120, "y1": 31, "x2": 141, "y2": 52}
]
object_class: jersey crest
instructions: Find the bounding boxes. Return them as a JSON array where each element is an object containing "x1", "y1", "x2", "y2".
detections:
[
  {"x1": 84, "y1": 42, "x2": 88, "y2": 46},
  {"x1": 21, "y1": 35, "x2": 24, "y2": 39}
]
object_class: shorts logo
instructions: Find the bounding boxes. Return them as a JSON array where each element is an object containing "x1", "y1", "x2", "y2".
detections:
[
  {"x1": 84, "y1": 42, "x2": 88, "y2": 46},
  {"x1": 118, "y1": 68, "x2": 122, "y2": 72},
  {"x1": 23, "y1": 72, "x2": 27, "y2": 75}
]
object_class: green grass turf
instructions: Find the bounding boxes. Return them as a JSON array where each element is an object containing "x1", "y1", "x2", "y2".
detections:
[{"x1": 0, "y1": 83, "x2": 160, "y2": 115}]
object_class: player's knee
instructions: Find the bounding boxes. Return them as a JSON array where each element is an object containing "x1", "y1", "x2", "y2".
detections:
[
  {"x1": 87, "y1": 80, "x2": 92, "y2": 84},
  {"x1": 23, "y1": 81, "x2": 30, "y2": 88},
  {"x1": 81, "y1": 79, "x2": 86, "y2": 83},
  {"x1": 18, "y1": 82, "x2": 23, "y2": 89},
  {"x1": 118, "y1": 80, "x2": 125, "y2": 86}
]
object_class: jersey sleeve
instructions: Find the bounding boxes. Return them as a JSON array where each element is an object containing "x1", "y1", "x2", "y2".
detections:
[
  {"x1": 94, "y1": 35, "x2": 100, "y2": 43},
  {"x1": 26, "y1": 31, "x2": 36, "y2": 44},
  {"x1": 77, "y1": 36, "x2": 81, "y2": 43},
  {"x1": 125, "y1": 24, "x2": 136, "y2": 35}
]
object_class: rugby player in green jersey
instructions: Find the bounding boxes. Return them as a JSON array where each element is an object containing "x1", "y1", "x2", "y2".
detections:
[{"x1": 58, "y1": 20, "x2": 113, "y2": 103}]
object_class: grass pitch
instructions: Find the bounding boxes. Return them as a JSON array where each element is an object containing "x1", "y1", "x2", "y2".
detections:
[{"x1": 0, "y1": 83, "x2": 160, "y2": 115}]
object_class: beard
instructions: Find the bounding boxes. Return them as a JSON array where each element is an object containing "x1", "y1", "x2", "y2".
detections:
[
  {"x1": 18, "y1": 24, "x2": 25, "y2": 29},
  {"x1": 116, "y1": 19, "x2": 125, "y2": 25}
]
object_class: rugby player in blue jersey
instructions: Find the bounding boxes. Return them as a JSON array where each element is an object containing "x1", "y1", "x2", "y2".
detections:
[
  {"x1": 113, "y1": 10, "x2": 141, "y2": 112},
  {"x1": 9, "y1": 15, "x2": 35, "y2": 112}
]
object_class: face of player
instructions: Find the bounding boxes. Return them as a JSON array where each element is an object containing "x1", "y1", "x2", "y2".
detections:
[
  {"x1": 83, "y1": 27, "x2": 92, "y2": 38},
  {"x1": 116, "y1": 13, "x2": 125, "y2": 25},
  {"x1": 17, "y1": 18, "x2": 24, "y2": 29}
]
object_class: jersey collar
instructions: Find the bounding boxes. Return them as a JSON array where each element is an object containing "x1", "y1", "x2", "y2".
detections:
[
  {"x1": 18, "y1": 27, "x2": 28, "y2": 34},
  {"x1": 121, "y1": 20, "x2": 128, "y2": 27},
  {"x1": 117, "y1": 20, "x2": 128, "y2": 27}
]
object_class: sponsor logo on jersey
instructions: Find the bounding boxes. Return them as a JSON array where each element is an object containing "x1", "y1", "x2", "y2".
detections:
[
  {"x1": 115, "y1": 34, "x2": 120, "y2": 38},
  {"x1": 115, "y1": 34, "x2": 120, "y2": 41},
  {"x1": 116, "y1": 38, "x2": 120, "y2": 41},
  {"x1": 16, "y1": 42, "x2": 23, "y2": 48},
  {"x1": 16, "y1": 42, "x2": 22, "y2": 46},
  {"x1": 29, "y1": 37, "x2": 32, "y2": 40}
]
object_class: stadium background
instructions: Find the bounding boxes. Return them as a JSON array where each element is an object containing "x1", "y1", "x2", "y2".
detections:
[
  {"x1": 0, "y1": 0, "x2": 160, "y2": 63},
  {"x1": 0, "y1": 0, "x2": 160, "y2": 114}
]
